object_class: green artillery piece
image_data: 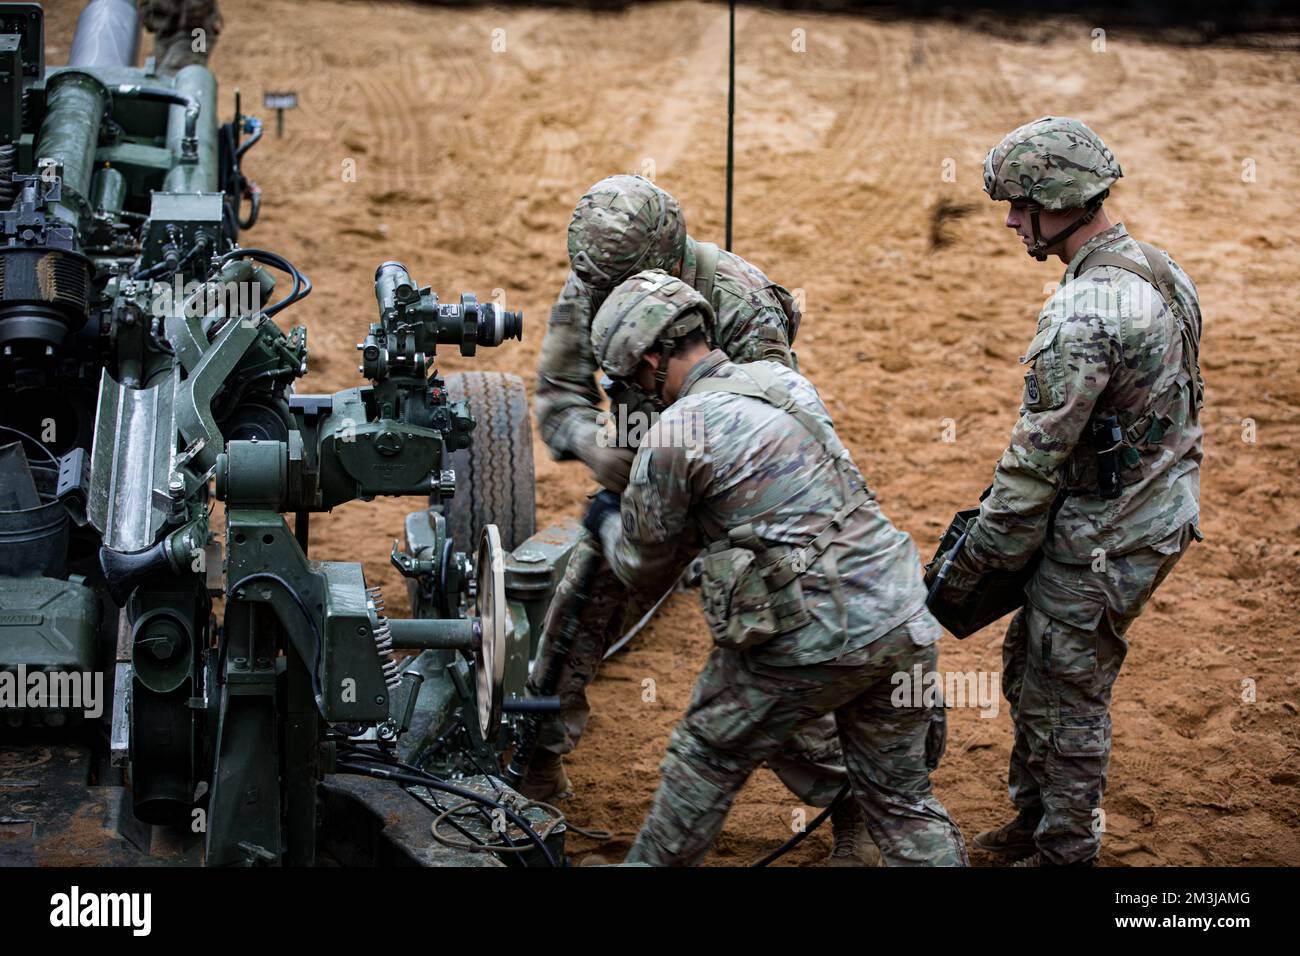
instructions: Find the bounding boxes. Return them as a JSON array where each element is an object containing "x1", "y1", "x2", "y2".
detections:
[{"x1": 0, "y1": 1, "x2": 579, "y2": 867}]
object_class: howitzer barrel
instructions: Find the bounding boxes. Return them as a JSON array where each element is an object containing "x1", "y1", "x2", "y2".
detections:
[{"x1": 68, "y1": 0, "x2": 139, "y2": 70}]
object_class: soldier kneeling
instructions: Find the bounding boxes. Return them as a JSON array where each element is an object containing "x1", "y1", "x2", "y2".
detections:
[{"x1": 583, "y1": 270, "x2": 968, "y2": 866}]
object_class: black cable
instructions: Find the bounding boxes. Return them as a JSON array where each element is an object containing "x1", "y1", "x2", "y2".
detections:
[
  {"x1": 130, "y1": 234, "x2": 209, "y2": 283},
  {"x1": 343, "y1": 742, "x2": 504, "y2": 811},
  {"x1": 751, "y1": 782, "x2": 850, "y2": 868},
  {"x1": 337, "y1": 741, "x2": 499, "y2": 852},
  {"x1": 460, "y1": 723, "x2": 510, "y2": 796},
  {"x1": 405, "y1": 733, "x2": 527, "y2": 858},
  {"x1": 115, "y1": 86, "x2": 194, "y2": 111},
  {"x1": 455, "y1": 731, "x2": 532, "y2": 865},
  {"x1": 403, "y1": 757, "x2": 527, "y2": 865},
  {"x1": 177, "y1": 237, "x2": 209, "y2": 271},
  {"x1": 130, "y1": 258, "x2": 172, "y2": 282},
  {"x1": 343, "y1": 741, "x2": 511, "y2": 823},
  {"x1": 402, "y1": 780, "x2": 491, "y2": 850},
  {"x1": 338, "y1": 764, "x2": 556, "y2": 868},
  {"x1": 235, "y1": 116, "x2": 263, "y2": 161},
  {"x1": 217, "y1": 247, "x2": 312, "y2": 319},
  {"x1": 337, "y1": 757, "x2": 559, "y2": 867},
  {"x1": 0, "y1": 424, "x2": 59, "y2": 465},
  {"x1": 226, "y1": 571, "x2": 326, "y2": 712}
]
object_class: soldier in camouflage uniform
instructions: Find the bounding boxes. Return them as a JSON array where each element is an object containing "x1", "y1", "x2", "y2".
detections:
[
  {"x1": 580, "y1": 271, "x2": 967, "y2": 866},
  {"x1": 526, "y1": 176, "x2": 878, "y2": 863},
  {"x1": 139, "y1": 0, "x2": 221, "y2": 75},
  {"x1": 927, "y1": 117, "x2": 1203, "y2": 867}
]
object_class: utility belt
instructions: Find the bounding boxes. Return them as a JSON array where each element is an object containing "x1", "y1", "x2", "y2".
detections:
[{"x1": 701, "y1": 486, "x2": 872, "y2": 651}]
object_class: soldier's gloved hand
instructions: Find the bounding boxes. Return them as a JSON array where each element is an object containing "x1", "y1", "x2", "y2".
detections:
[
  {"x1": 927, "y1": 542, "x2": 986, "y2": 604},
  {"x1": 581, "y1": 443, "x2": 636, "y2": 494},
  {"x1": 683, "y1": 555, "x2": 705, "y2": 588},
  {"x1": 582, "y1": 489, "x2": 621, "y2": 541}
]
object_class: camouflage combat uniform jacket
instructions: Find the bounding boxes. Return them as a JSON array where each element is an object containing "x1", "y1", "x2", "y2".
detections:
[
  {"x1": 966, "y1": 223, "x2": 1203, "y2": 567},
  {"x1": 535, "y1": 236, "x2": 801, "y2": 462},
  {"x1": 604, "y1": 351, "x2": 966, "y2": 866},
  {"x1": 966, "y1": 223, "x2": 1204, "y2": 866},
  {"x1": 602, "y1": 350, "x2": 929, "y2": 666},
  {"x1": 526, "y1": 243, "x2": 843, "y2": 807}
]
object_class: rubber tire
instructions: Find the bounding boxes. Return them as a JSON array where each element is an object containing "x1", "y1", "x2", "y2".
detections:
[{"x1": 437, "y1": 371, "x2": 536, "y2": 554}]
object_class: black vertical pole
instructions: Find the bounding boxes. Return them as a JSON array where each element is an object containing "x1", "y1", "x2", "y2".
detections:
[{"x1": 725, "y1": 0, "x2": 735, "y2": 252}]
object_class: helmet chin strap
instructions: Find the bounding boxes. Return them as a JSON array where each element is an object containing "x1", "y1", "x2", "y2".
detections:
[
  {"x1": 1027, "y1": 191, "x2": 1108, "y2": 261},
  {"x1": 650, "y1": 337, "x2": 676, "y2": 411}
]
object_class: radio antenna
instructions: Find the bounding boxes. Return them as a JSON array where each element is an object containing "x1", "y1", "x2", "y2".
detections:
[{"x1": 725, "y1": 0, "x2": 735, "y2": 251}]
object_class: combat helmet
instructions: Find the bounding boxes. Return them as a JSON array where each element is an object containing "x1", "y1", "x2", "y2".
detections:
[
  {"x1": 568, "y1": 175, "x2": 687, "y2": 290},
  {"x1": 590, "y1": 270, "x2": 714, "y2": 406},
  {"x1": 983, "y1": 116, "x2": 1123, "y2": 260}
]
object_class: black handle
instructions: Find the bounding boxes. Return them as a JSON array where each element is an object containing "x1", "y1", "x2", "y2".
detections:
[{"x1": 502, "y1": 696, "x2": 561, "y2": 714}]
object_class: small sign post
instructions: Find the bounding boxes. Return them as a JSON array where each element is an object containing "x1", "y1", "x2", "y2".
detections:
[{"x1": 263, "y1": 91, "x2": 298, "y2": 138}]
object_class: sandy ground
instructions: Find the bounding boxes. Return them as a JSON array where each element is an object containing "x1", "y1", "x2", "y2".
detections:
[{"x1": 46, "y1": 0, "x2": 1300, "y2": 866}]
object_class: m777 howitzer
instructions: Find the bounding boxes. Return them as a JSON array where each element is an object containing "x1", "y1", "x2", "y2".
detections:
[{"x1": 0, "y1": 0, "x2": 581, "y2": 867}]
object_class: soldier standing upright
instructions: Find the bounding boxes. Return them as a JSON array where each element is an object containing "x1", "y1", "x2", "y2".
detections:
[
  {"x1": 928, "y1": 117, "x2": 1204, "y2": 866},
  {"x1": 582, "y1": 271, "x2": 967, "y2": 866},
  {"x1": 527, "y1": 174, "x2": 881, "y2": 865}
]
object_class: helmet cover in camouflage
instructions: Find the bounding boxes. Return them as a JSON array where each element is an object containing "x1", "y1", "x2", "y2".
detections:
[
  {"x1": 983, "y1": 116, "x2": 1123, "y2": 210},
  {"x1": 590, "y1": 270, "x2": 714, "y2": 378},
  {"x1": 567, "y1": 175, "x2": 687, "y2": 290}
]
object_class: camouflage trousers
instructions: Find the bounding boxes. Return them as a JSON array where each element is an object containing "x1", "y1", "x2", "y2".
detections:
[
  {"x1": 1003, "y1": 522, "x2": 1196, "y2": 865},
  {"x1": 626, "y1": 611, "x2": 968, "y2": 866},
  {"x1": 140, "y1": 0, "x2": 222, "y2": 74},
  {"x1": 526, "y1": 530, "x2": 847, "y2": 807}
]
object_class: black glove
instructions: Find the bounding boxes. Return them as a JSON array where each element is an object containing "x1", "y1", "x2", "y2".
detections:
[
  {"x1": 582, "y1": 489, "x2": 621, "y2": 539},
  {"x1": 926, "y1": 539, "x2": 986, "y2": 604}
]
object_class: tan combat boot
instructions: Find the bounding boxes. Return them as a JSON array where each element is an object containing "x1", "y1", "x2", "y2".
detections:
[
  {"x1": 973, "y1": 811, "x2": 1040, "y2": 860},
  {"x1": 516, "y1": 753, "x2": 573, "y2": 803},
  {"x1": 826, "y1": 799, "x2": 884, "y2": 867}
]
